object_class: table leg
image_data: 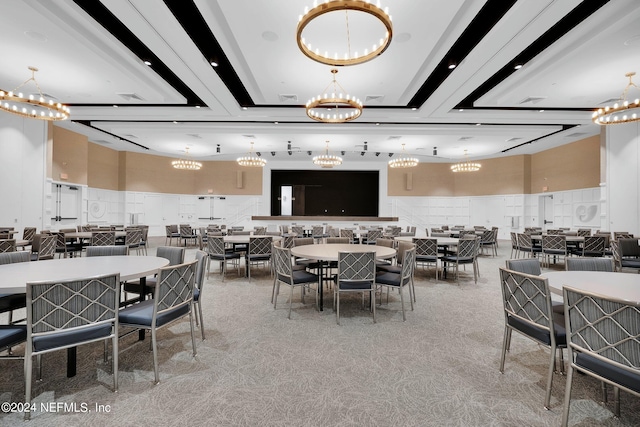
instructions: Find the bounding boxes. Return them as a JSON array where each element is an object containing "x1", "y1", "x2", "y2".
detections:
[
  {"x1": 319, "y1": 262, "x2": 324, "y2": 311},
  {"x1": 67, "y1": 347, "x2": 76, "y2": 377}
]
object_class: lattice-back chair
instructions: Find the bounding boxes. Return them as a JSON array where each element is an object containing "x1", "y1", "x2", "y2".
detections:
[
  {"x1": 281, "y1": 234, "x2": 295, "y2": 249},
  {"x1": 280, "y1": 224, "x2": 289, "y2": 234},
  {"x1": 193, "y1": 250, "x2": 207, "y2": 340},
  {"x1": 480, "y1": 229, "x2": 497, "y2": 256},
  {"x1": 576, "y1": 228, "x2": 592, "y2": 237},
  {"x1": 441, "y1": 237, "x2": 478, "y2": 284},
  {"x1": 206, "y1": 236, "x2": 240, "y2": 280},
  {"x1": 580, "y1": 235, "x2": 606, "y2": 257},
  {"x1": 125, "y1": 228, "x2": 143, "y2": 255},
  {"x1": 498, "y1": 268, "x2": 566, "y2": 410},
  {"x1": 119, "y1": 260, "x2": 197, "y2": 385},
  {"x1": 311, "y1": 225, "x2": 325, "y2": 243},
  {"x1": 365, "y1": 229, "x2": 382, "y2": 245},
  {"x1": 0, "y1": 239, "x2": 16, "y2": 253},
  {"x1": 291, "y1": 225, "x2": 305, "y2": 237},
  {"x1": 339, "y1": 228, "x2": 355, "y2": 243},
  {"x1": 179, "y1": 224, "x2": 197, "y2": 247},
  {"x1": 517, "y1": 233, "x2": 541, "y2": 259},
  {"x1": 30, "y1": 234, "x2": 56, "y2": 261},
  {"x1": 24, "y1": 273, "x2": 120, "y2": 420},
  {"x1": 458, "y1": 229, "x2": 476, "y2": 238},
  {"x1": 246, "y1": 237, "x2": 272, "y2": 281},
  {"x1": 165, "y1": 225, "x2": 179, "y2": 246},
  {"x1": 546, "y1": 229, "x2": 562, "y2": 235},
  {"x1": 334, "y1": 251, "x2": 376, "y2": 325},
  {"x1": 0, "y1": 251, "x2": 30, "y2": 325},
  {"x1": 22, "y1": 227, "x2": 36, "y2": 245},
  {"x1": 91, "y1": 231, "x2": 116, "y2": 247},
  {"x1": 123, "y1": 246, "x2": 185, "y2": 300},
  {"x1": 272, "y1": 246, "x2": 319, "y2": 319},
  {"x1": 561, "y1": 286, "x2": 640, "y2": 425},
  {"x1": 510, "y1": 232, "x2": 519, "y2": 259},
  {"x1": 541, "y1": 235, "x2": 567, "y2": 268},
  {"x1": 51, "y1": 232, "x2": 68, "y2": 258},
  {"x1": 610, "y1": 240, "x2": 622, "y2": 272},
  {"x1": 505, "y1": 258, "x2": 542, "y2": 276},
  {"x1": 615, "y1": 238, "x2": 640, "y2": 273},
  {"x1": 376, "y1": 246, "x2": 416, "y2": 321},
  {"x1": 253, "y1": 226, "x2": 266, "y2": 235},
  {"x1": 614, "y1": 231, "x2": 634, "y2": 240},
  {"x1": 413, "y1": 238, "x2": 439, "y2": 281}
]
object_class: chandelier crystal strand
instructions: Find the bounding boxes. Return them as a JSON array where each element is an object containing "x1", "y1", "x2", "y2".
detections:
[
  {"x1": 0, "y1": 66, "x2": 70, "y2": 121},
  {"x1": 313, "y1": 141, "x2": 343, "y2": 168},
  {"x1": 306, "y1": 69, "x2": 362, "y2": 123},
  {"x1": 237, "y1": 142, "x2": 267, "y2": 167},
  {"x1": 388, "y1": 144, "x2": 418, "y2": 168},
  {"x1": 297, "y1": 0, "x2": 393, "y2": 66},
  {"x1": 592, "y1": 72, "x2": 640, "y2": 125},
  {"x1": 172, "y1": 147, "x2": 202, "y2": 170},
  {"x1": 450, "y1": 150, "x2": 481, "y2": 173}
]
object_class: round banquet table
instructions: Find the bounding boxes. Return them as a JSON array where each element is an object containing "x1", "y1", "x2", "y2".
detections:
[
  {"x1": 0, "y1": 255, "x2": 169, "y2": 377},
  {"x1": 290, "y1": 243, "x2": 396, "y2": 311},
  {"x1": 542, "y1": 271, "x2": 640, "y2": 304}
]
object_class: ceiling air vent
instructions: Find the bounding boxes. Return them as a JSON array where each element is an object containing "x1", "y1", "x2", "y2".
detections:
[
  {"x1": 187, "y1": 134, "x2": 202, "y2": 139},
  {"x1": 242, "y1": 134, "x2": 256, "y2": 139},
  {"x1": 365, "y1": 95, "x2": 385, "y2": 103},
  {"x1": 506, "y1": 137, "x2": 522, "y2": 143},
  {"x1": 93, "y1": 139, "x2": 112, "y2": 145},
  {"x1": 518, "y1": 96, "x2": 546, "y2": 104},
  {"x1": 278, "y1": 94, "x2": 298, "y2": 102},
  {"x1": 122, "y1": 134, "x2": 138, "y2": 139},
  {"x1": 387, "y1": 136, "x2": 402, "y2": 140},
  {"x1": 565, "y1": 132, "x2": 588, "y2": 138},
  {"x1": 116, "y1": 92, "x2": 145, "y2": 101},
  {"x1": 458, "y1": 136, "x2": 473, "y2": 141},
  {"x1": 598, "y1": 97, "x2": 620, "y2": 105}
]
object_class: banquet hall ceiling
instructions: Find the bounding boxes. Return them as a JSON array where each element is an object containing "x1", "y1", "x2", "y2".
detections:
[{"x1": 2, "y1": 0, "x2": 639, "y2": 163}]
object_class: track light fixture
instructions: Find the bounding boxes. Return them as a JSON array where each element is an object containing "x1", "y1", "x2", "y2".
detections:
[
  {"x1": 271, "y1": 152, "x2": 276, "y2": 156},
  {"x1": 375, "y1": 152, "x2": 380, "y2": 157}
]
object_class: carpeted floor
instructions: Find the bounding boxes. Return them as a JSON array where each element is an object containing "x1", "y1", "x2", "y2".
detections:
[{"x1": 1, "y1": 237, "x2": 639, "y2": 426}]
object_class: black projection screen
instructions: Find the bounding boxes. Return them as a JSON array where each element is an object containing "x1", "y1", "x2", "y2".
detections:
[{"x1": 271, "y1": 170, "x2": 379, "y2": 216}]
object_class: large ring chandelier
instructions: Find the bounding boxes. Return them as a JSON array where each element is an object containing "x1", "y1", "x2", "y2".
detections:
[
  {"x1": 0, "y1": 66, "x2": 70, "y2": 121},
  {"x1": 237, "y1": 142, "x2": 267, "y2": 167},
  {"x1": 297, "y1": 0, "x2": 393, "y2": 67},
  {"x1": 592, "y1": 72, "x2": 640, "y2": 125},
  {"x1": 306, "y1": 69, "x2": 362, "y2": 123},
  {"x1": 172, "y1": 147, "x2": 202, "y2": 170},
  {"x1": 388, "y1": 144, "x2": 418, "y2": 168},
  {"x1": 313, "y1": 141, "x2": 343, "y2": 168},
  {"x1": 450, "y1": 150, "x2": 481, "y2": 173}
]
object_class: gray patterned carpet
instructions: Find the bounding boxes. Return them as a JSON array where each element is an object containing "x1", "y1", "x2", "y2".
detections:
[{"x1": 1, "y1": 237, "x2": 639, "y2": 426}]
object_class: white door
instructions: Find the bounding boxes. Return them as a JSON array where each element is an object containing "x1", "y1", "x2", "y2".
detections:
[
  {"x1": 540, "y1": 195, "x2": 554, "y2": 230},
  {"x1": 281, "y1": 186, "x2": 293, "y2": 216}
]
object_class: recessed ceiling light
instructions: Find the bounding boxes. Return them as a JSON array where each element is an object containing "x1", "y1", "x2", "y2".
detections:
[
  {"x1": 514, "y1": 64, "x2": 523, "y2": 70},
  {"x1": 143, "y1": 60, "x2": 152, "y2": 66},
  {"x1": 173, "y1": 121, "x2": 178, "y2": 124},
  {"x1": 274, "y1": 121, "x2": 279, "y2": 125},
  {"x1": 242, "y1": 107, "x2": 248, "y2": 110},
  {"x1": 411, "y1": 107, "x2": 417, "y2": 111},
  {"x1": 195, "y1": 105, "x2": 200, "y2": 109},
  {"x1": 538, "y1": 109, "x2": 544, "y2": 113},
  {"x1": 113, "y1": 105, "x2": 118, "y2": 108},
  {"x1": 210, "y1": 61, "x2": 218, "y2": 67},
  {"x1": 475, "y1": 123, "x2": 481, "y2": 126},
  {"x1": 458, "y1": 108, "x2": 464, "y2": 112},
  {"x1": 375, "y1": 123, "x2": 380, "y2": 126},
  {"x1": 448, "y1": 60, "x2": 457, "y2": 69}
]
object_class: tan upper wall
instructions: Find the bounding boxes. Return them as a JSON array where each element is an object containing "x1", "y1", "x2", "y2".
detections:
[
  {"x1": 529, "y1": 135, "x2": 600, "y2": 193},
  {"x1": 388, "y1": 135, "x2": 599, "y2": 196},
  {"x1": 52, "y1": 126, "x2": 262, "y2": 194}
]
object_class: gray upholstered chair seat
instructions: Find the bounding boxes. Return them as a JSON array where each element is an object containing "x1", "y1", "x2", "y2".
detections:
[
  {"x1": 621, "y1": 258, "x2": 640, "y2": 268},
  {"x1": 0, "y1": 325, "x2": 27, "y2": 348},
  {"x1": 32, "y1": 323, "x2": 112, "y2": 352},
  {"x1": 278, "y1": 270, "x2": 319, "y2": 285},
  {"x1": 507, "y1": 314, "x2": 566, "y2": 347},
  {"x1": 376, "y1": 264, "x2": 401, "y2": 274},
  {"x1": 119, "y1": 299, "x2": 190, "y2": 328},
  {"x1": 575, "y1": 353, "x2": 640, "y2": 394},
  {"x1": 338, "y1": 280, "x2": 374, "y2": 290}
]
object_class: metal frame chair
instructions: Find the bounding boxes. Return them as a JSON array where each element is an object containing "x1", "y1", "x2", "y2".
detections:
[
  {"x1": 24, "y1": 273, "x2": 120, "y2": 420},
  {"x1": 375, "y1": 246, "x2": 416, "y2": 321},
  {"x1": 246, "y1": 237, "x2": 272, "y2": 281},
  {"x1": 30, "y1": 234, "x2": 56, "y2": 261},
  {"x1": 123, "y1": 246, "x2": 185, "y2": 299},
  {"x1": 0, "y1": 239, "x2": 16, "y2": 253},
  {"x1": 498, "y1": 267, "x2": 566, "y2": 410},
  {"x1": 441, "y1": 237, "x2": 478, "y2": 284},
  {"x1": 206, "y1": 236, "x2": 240, "y2": 280},
  {"x1": 193, "y1": 250, "x2": 207, "y2": 340},
  {"x1": 561, "y1": 286, "x2": 640, "y2": 425},
  {"x1": 0, "y1": 251, "x2": 30, "y2": 325},
  {"x1": 91, "y1": 231, "x2": 116, "y2": 247},
  {"x1": 565, "y1": 257, "x2": 614, "y2": 272},
  {"x1": 413, "y1": 238, "x2": 439, "y2": 281},
  {"x1": 272, "y1": 246, "x2": 319, "y2": 319},
  {"x1": 119, "y1": 260, "x2": 197, "y2": 385},
  {"x1": 125, "y1": 228, "x2": 143, "y2": 255},
  {"x1": 86, "y1": 245, "x2": 129, "y2": 257},
  {"x1": 334, "y1": 251, "x2": 376, "y2": 325},
  {"x1": 541, "y1": 235, "x2": 567, "y2": 268}
]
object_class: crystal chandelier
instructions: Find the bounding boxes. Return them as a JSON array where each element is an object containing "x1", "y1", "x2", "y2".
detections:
[
  {"x1": 297, "y1": 0, "x2": 393, "y2": 67},
  {"x1": 237, "y1": 142, "x2": 267, "y2": 167},
  {"x1": 313, "y1": 141, "x2": 343, "y2": 168},
  {"x1": 0, "y1": 66, "x2": 70, "y2": 121},
  {"x1": 388, "y1": 144, "x2": 418, "y2": 168},
  {"x1": 450, "y1": 150, "x2": 481, "y2": 173},
  {"x1": 592, "y1": 72, "x2": 640, "y2": 125},
  {"x1": 172, "y1": 147, "x2": 202, "y2": 170},
  {"x1": 306, "y1": 69, "x2": 362, "y2": 123}
]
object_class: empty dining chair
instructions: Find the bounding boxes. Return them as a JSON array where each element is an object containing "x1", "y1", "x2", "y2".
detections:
[
  {"x1": 0, "y1": 239, "x2": 16, "y2": 253},
  {"x1": 565, "y1": 257, "x2": 614, "y2": 272},
  {"x1": 91, "y1": 231, "x2": 116, "y2": 247},
  {"x1": 0, "y1": 251, "x2": 30, "y2": 325},
  {"x1": 124, "y1": 228, "x2": 143, "y2": 255},
  {"x1": 440, "y1": 238, "x2": 478, "y2": 284},
  {"x1": 413, "y1": 238, "x2": 439, "y2": 281},
  {"x1": 272, "y1": 245, "x2": 320, "y2": 319},
  {"x1": 86, "y1": 245, "x2": 129, "y2": 257},
  {"x1": 123, "y1": 246, "x2": 185, "y2": 300},
  {"x1": 246, "y1": 237, "x2": 272, "y2": 281},
  {"x1": 24, "y1": 273, "x2": 121, "y2": 420},
  {"x1": 118, "y1": 260, "x2": 198, "y2": 385},
  {"x1": 334, "y1": 251, "x2": 376, "y2": 325},
  {"x1": 193, "y1": 250, "x2": 207, "y2": 340},
  {"x1": 498, "y1": 268, "x2": 566, "y2": 410},
  {"x1": 30, "y1": 234, "x2": 56, "y2": 261},
  {"x1": 541, "y1": 235, "x2": 567, "y2": 268},
  {"x1": 206, "y1": 236, "x2": 241, "y2": 280},
  {"x1": 375, "y1": 246, "x2": 416, "y2": 321},
  {"x1": 561, "y1": 286, "x2": 640, "y2": 425},
  {"x1": 505, "y1": 258, "x2": 542, "y2": 276}
]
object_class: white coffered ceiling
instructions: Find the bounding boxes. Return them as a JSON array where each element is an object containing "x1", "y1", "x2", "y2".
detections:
[{"x1": 2, "y1": 0, "x2": 639, "y2": 164}]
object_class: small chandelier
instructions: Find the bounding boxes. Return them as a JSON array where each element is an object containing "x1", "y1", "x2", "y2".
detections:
[
  {"x1": 0, "y1": 66, "x2": 70, "y2": 121},
  {"x1": 388, "y1": 144, "x2": 418, "y2": 168},
  {"x1": 172, "y1": 147, "x2": 202, "y2": 170},
  {"x1": 451, "y1": 150, "x2": 481, "y2": 173},
  {"x1": 313, "y1": 141, "x2": 343, "y2": 168},
  {"x1": 297, "y1": 0, "x2": 393, "y2": 67},
  {"x1": 237, "y1": 142, "x2": 267, "y2": 167},
  {"x1": 592, "y1": 72, "x2": 640, "y2": 125},
  {"x1": 306, "y1": 69, "x2": 362, "y2": 123}
]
